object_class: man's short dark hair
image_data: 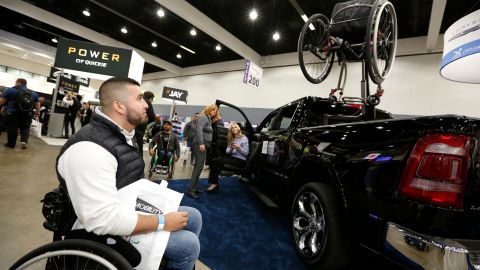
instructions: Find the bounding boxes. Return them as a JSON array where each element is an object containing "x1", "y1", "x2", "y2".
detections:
[
  {"x1": 163, "y1": 120, "x2": 172, "y2": 126},
  {"x1": 99, "y1": 77, "x2": 140, "y2": 107},
  {"x1": 143, "y1": 91, "x2": 155, "y2": 100},
  {"x1": 16, "y1": 78, "x2": 27, "y2": 86}
]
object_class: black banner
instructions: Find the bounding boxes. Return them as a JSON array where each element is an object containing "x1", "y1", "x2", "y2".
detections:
[
  {"x1": 54, "y1": 38, "x2": 132, "y2": 77},
  {"x1": 54, "y1": 77, "x2": 80, "y2": 114},
  {"x1": 47, "y1": 67, "x2": 90, "y2": 87},
  {"x1": 162, "y1": 86, "x2": 188, "y2": 103}
]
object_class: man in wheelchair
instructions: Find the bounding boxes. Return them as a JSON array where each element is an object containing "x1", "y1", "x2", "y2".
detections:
[
  {"x1": 51, "y1": 78, "x2": 201, "y2": 270},
  {"x1": 148, "y1": 120, "x2": 181, "y2": 176}
]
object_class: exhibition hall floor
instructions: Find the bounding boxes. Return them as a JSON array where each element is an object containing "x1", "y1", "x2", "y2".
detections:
[{"x1": 0, "y1": 135, "x2": 210, "y2": 270}]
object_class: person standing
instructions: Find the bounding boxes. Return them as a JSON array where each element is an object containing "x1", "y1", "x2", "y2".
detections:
[
  {"x1": 135, "y1": 91, "x2": 155, "y2": 155},
  {"x1": 57, "y1": 77, "x2": 201, "y2": 270},
  {"x1": 206, "y1": 122, "x2": 249, "y2": 192},
  {"x1": 0, "y1": 78, "x2": 40, "y2": 149},
  {"x1": 187, "y1": 104, "x2": 218, "y2": 199},
  {"x1": 183, "y1": 112, "x2": 199, "y2": 165},
  {"x1": 79, "y1": 102, "x2": 92, "y2": 127},
  {"x1": 62, "y1": 93, "x2": 82, "y2": 138}
]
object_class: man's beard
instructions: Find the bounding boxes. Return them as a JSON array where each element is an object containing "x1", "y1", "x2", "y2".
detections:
[{"x1": 126, "y1": 107, "x2": 147, "y2": 127}]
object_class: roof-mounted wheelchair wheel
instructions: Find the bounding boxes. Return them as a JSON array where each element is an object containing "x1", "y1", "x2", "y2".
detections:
[
  {"x1": 364, "y1": 0, "x2": 397, "y2": 85},
  {"x1": 298, "y1": 13, "x2": 334, "y2": 84}
]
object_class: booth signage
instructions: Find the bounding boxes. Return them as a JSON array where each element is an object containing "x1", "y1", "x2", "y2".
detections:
[
  {"x1": 242, "y1": 60, "x2": 263, "y2": 89},
  {"x1": 54, "y1": 76, "x2": 80, "y2": 114},
  {"x1": 440, "y1": 9, "x2": 480, "y2": 83},
  {"x1": 54, "y1": 38, "x2": 133, "y2": 77},
  {"x1": 162, "y1": 86, "x2": 188, "y2": 103},
  {"x1": 47, "y1": 67, "x2": 90, "y2": 87}
]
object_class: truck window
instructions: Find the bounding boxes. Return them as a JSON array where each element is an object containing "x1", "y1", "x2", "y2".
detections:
[{"x1": 275, "y1": 104, "x2": 298, "y2": 130}]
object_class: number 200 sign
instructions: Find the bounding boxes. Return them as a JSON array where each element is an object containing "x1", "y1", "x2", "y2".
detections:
[{"x1": 243, "y1": 60, "x2": 263, "y2": 89}]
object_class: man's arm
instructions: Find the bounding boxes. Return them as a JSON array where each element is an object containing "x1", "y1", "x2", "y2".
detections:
[
  {"x1": 0, "y1": 97, "x2": 6, "y2": 107},
  {"x1": 146, "y1": 101, "x2": 155, "y2": 123},
  {"x1": 174, "y1": 134, "x2": 181, "y2": 159}
]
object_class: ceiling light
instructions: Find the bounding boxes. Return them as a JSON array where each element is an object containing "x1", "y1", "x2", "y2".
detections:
[
  {"x1": 121, "y1": 26, "x2": 128, "y2": 34},
  {"x1": 157, "y1": 9, "x2": 165, "y2": 17},
  {"x1": 273, "y1": 32, "x2": 280, "y2": 41},
  {"x1": 249, "y1": 9, "x2": 258, "y2": 20},
  {"x1": 190, "y1": 29, "x2": 197, "y2": 36},
  {"x1": 301, "y1": 14, "x2": 315, "y2": 31},
  {"x1": 180, "y1": 45, "x2": 195, "y2": 54},
  {"x1": 151, "y1": 41, "x2": 157, "y2": 47},
  {"x1": 215, "y1": 44, "x2": 222, "y2": 51},
  {"x1": 52, "y1": 37, "x2": 58, "y2": 43},
  {"x1": 82, "y1": 8, "x2": 90, "y2": 17},
  {"x1": 176, "y1": 53, "x2": 182, "y2": 59}
]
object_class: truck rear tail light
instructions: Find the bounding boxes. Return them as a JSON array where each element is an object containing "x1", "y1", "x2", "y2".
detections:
[{"x1": 398, "y1": 133, "x2": 470, "y2": 208}]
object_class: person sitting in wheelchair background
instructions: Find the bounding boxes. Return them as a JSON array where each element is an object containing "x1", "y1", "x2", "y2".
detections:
[{"x1": 149, "y1": 120, "x2": 181, "y2": 174}]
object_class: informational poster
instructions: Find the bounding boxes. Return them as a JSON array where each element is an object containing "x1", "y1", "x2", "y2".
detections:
[
  {"x1": 54, "y1": 76, "x2": 80, "y2": 114},
  {"x1": 242, "y1": 60, "x2": 263, "y2": 89},
  {"x1": 47, "y1": 67, "x2": 90, "y2": 87}
]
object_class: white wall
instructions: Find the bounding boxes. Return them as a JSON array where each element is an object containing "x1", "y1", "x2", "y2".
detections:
[{"x1": 142, "y1": 53, "x2": 480, "y2": 118}]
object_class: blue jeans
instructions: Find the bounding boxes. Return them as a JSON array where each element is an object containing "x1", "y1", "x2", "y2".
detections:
[
  {"x1": 158, "y1": 150, "x2": 173, "y2": 166},
  {"x1": 164, "y1": 206, "x2": 202, "y2": 270}
]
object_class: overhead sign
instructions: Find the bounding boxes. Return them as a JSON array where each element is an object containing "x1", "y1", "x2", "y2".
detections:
[
  {"x1": 162, "y1": 86, "x2": 188, "y2": 103},
  {"x1": 242, "y1": 60, "x2": 263, "y2": 89},
  {"x1": 440, "y1": 9, "x2": 480, "y2": 83},
  {"x1": 47, "y1": 67, "x2": 90, "y2": 87},
  {"x1": 54, "y1": 38, "x2": 144, "y2": 82}
]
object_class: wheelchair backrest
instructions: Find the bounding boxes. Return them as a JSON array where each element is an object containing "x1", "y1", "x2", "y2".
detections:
[{"x1": 330, "y1": 0, "x2": 375, "y2": 44}]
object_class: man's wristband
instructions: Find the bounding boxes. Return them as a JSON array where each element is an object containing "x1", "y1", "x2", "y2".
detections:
[{"x1": 157, "y1": 214, "x2": 165, "y2": 231}]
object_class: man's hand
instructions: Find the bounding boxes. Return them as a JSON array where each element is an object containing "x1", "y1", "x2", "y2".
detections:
[
  {"x1": 199, "y1": 144, "x2": 205, "y2": 152},
  {"x1": 174, "y1": 154, "x2": 178, "y2": 162},
  {"x1": 148, "y1": 149, "x2": 154, "y2": 156},
  {"x1": 164, "y1": 212, "x2": 188, "y2": 232}
]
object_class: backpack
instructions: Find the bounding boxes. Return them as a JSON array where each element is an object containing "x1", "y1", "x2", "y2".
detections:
[{"x1": 16, "y1": 87, "x2": 34, "y2": 112}]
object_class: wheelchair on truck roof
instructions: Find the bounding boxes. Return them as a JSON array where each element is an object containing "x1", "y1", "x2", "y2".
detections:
[{"x1": 298, "y1": 0, "x2": 397, "y2": 119}]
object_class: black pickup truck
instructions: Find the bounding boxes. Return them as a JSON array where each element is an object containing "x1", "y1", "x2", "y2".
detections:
[{"x1": 213, "y1": 97, "x2": 480, "y2": 270}]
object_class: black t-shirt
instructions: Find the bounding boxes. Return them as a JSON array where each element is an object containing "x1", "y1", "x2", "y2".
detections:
[{"x1": 161, "y1": 133, "x2": 170, "y2": 150}]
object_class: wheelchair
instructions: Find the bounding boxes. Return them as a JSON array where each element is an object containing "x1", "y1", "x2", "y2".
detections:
[
  {"x1": 9, "y1": 186, "x2": 172, "y2": 270},
  {"x1": 148, "y1": 147, "x2": 175, "y2": 180},
  {"x1": 298, "y1": 0, "x2": 397, "y2": 111}
]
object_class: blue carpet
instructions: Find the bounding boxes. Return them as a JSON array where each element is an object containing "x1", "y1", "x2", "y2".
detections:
[{"x1": 164, "y1": 177, "x2": 309, "y2": 270}]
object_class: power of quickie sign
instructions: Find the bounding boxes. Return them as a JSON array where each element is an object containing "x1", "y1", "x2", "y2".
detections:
[
  {"x1": 162, "y1": 86, "x2": 188, "y2": 103},
  {"x1": 54, "y1": 38, "x2": 132, "y2": 77}
]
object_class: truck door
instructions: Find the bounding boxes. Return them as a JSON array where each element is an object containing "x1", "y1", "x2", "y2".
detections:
[
  {"x1": 255, "y1": 102, "x2": 300, "y2": 180},
  {"x1": 212, "y1": 100, "x2": 255, "y2": 167}
]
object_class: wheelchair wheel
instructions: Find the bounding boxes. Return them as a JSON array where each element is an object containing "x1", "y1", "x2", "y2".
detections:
[
  {"x1": 10, "y1": 239, "x2": 132, "y2": 270},
  {"x1": 298, "y1": 13, "x2": 334, "y2": 84},
  {"x1": 364, "y1": 0, "x2": 397, "y2": 84}
]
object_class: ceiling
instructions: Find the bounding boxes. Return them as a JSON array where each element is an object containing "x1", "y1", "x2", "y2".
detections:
[{"x1": 0, "y1": 0, "x2": 479, "y2": 76}]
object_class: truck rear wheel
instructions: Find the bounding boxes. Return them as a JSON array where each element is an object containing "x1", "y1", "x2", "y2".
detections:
[{"x1": 291, "y1": 182, "x2": 350, "y2": 269}]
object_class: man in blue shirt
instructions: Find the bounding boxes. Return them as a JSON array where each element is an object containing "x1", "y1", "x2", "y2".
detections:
[{"x1": 0, "y1": 78, "x2": 40, "y2": 149}]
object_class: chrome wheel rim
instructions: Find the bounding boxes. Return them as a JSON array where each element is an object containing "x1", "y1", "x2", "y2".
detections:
[{"x1": 292, "y1": 191, "x2": 326, "y2": 258}]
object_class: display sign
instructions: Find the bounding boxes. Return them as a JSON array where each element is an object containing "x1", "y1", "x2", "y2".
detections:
[
  {"x1": 162, "y1": 86, "x2": 188, "y2": 103},
  {"x1": 54, "y1": 76, "x2": 80, "y2": 114},
  {"x1": 47, "y1": 67, "x2": 90, "y2": 87},
  {"x1": 242, "y1": 60, "x2": 263, "y2": 89},
  {"x1": 440, "y1": 9, "x2": 480, "y2": 83},
  {"x1": 54, "y1": 38, "x2": 144, "y2": 82}
]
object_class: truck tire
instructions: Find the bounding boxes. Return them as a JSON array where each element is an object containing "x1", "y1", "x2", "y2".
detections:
[{"x1": 291, "y1": 182, "x2": 350, "y2": 269}]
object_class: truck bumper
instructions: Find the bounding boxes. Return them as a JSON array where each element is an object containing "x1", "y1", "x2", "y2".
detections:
[{"x1": 384, "y1": 222, "x2": 480, "y2": 270}]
